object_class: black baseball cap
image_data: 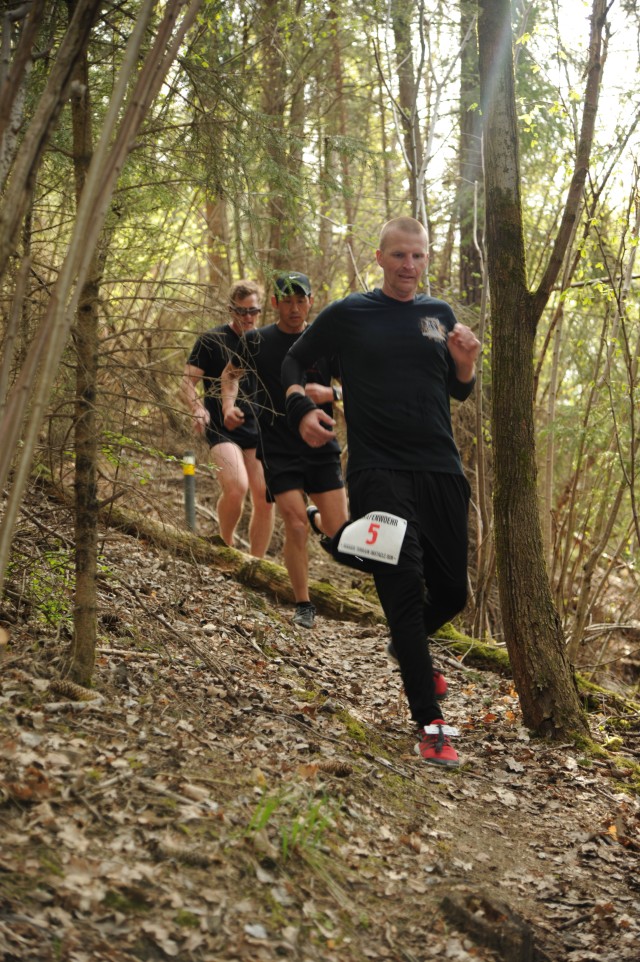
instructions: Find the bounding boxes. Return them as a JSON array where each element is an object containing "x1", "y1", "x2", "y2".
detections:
[{"x1": 274, "y1": 271, "x2": 312, "y2": 297}]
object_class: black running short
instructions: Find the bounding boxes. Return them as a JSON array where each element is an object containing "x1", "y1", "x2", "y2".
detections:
[
  {"x1": 206, "y1": 426, "x2": 258, "y2": 451},
  {"x1": 262, "y1": 454, "x2": 344, "y2": 503}
]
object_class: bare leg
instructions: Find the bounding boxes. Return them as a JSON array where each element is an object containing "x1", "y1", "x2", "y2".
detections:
[
  {"x1": 309, "y1": 486, "x2": 348, "y2": 538},
  {"x1": 274, "y1": 488, "x2": 310, "y2": 602},
  {"x1": 210, "y1": 442, "x2": 248, "y2": 547},
  {"x1": 243, "y1": 448, "x2": 275, "y2": 558}
]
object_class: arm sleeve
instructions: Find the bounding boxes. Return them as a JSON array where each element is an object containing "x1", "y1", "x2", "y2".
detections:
[
  {"x1": 449, "y1": 372, "x2": 476, "y2": 401},
  {"x1": 186, "y1": 336, "x2": 205, "y2": 369},
  {"x1": 281, "y1": 304, "x2": 339, "y2": 390},
  {"x1": 447, "y1": 353, "x2": 476, "y2": 401},
  {"x1": 230, "y1": 331, "x2": 252, "y2": 368},
  {"x1": 438, "y1": 301, "x2": 476, "y2": 402},
  {"x1": 281, "y1": 351, "x2": 307, "y2": 390}
]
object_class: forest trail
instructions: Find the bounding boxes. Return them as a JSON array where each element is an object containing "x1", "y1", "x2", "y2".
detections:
[{"x1": 1, "y1": 514, "x2": 639, "y2": 962}]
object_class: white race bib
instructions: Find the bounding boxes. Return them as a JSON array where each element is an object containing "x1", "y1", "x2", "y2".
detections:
[{"x1": 337, "y1": 511, "x2": 407, "y2": 565}]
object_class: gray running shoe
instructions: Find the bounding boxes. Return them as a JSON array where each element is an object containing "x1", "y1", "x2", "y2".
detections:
[{"x1": 293, "y1": 602, "x2": 316, "y2": 629}]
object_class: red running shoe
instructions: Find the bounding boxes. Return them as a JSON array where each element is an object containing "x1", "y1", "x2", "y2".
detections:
[
  {"x1": 433, "y1": 669, "x2": 448, "y2": 700},
  {"x1": 415, "y1": 720, "x2": 460, "y2": 768},
  {"x1": 386, "y1": 642, "x2": 448, "y2": 699}
]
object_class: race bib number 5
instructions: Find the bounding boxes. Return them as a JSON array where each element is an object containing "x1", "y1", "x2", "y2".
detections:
[{"x1": 337, "y1": 511, "x2": 407, "y2": 565}]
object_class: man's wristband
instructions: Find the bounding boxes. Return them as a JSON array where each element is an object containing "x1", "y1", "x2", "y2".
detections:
[{"x1": 285, "y1": 392, "x2": 317, "y2": 432}]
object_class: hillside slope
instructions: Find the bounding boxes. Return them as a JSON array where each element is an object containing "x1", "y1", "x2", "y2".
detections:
[{"x1": 1, "y1": 512, "x2": 639, "y2": 962}]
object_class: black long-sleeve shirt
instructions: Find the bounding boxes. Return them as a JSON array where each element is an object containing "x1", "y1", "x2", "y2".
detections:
[
  {"x1": 281, "y1": 289, "x2": 474, "y2": 477},
  {"x1": 233, "y1": 323, "x2": 340, "y2": 462}
]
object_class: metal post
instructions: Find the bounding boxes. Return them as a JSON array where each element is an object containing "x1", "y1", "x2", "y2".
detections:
[{"x1": 183, "y1": 451, "x2": 196, "y2": 532}]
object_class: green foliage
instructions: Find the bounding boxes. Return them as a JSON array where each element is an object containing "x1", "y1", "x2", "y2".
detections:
[
  {"x1": 174, "y1": 909, "x2": 200, "y2": 928},
  {"x1": 246, "y1": 789, "x2": 335, "y2": 862},
  {"x1": 104, "y1": 888, "x2": 152, "y2": 913},
  {"x1": 336, "y1": 708, "x2": 367, "y2": 743},
  {"x1": 100, "y1": 433, "x2": 183, "y2": 486},
  {"x1": 281, "y1": 795, "x2": 332, "y2": 861},
  {"x1": 7, "y1": 548, "x2": 74, "y2": 629}
]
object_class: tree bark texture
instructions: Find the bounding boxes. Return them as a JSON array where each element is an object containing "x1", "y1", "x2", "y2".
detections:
[
  {"x1": 0, "y1": 2, "x2": 44, "y2": 190},
  {"x1": 260, "y1": 0, "x2": 288, "y2": 268},
  {"x1": 390, "y1": 0, "x2": 423, "y2": 218},
  {"x1": 458, "y1": 0, "x2": 484, "y2": 306},
  {"x1": 70, "y1": 276, "x2": 100, "y2": 685},
  {"x1": 477, "y1": 0, "x2": 588, "y2": 737},
  {"x1": 0, "y1": 0, "x2": 102, "y2": 282},
  {"x1": 68, "y1": 30, "x2": 99, "y2": 685},
  {"x1": 0, "y1": 0, "x2": 203, "y2": 596},
  {"x1": 328, "y1": 2, "x2": 357, "y2": 291}
]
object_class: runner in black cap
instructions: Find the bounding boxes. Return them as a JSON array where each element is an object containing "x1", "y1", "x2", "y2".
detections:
[{"x1": 221, "y1": 271, "x2": 347, "y2": 628}]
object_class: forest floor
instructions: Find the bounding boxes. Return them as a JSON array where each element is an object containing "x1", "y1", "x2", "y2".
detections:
[{"x1": 1, "y1": 474, "x2": 640, "y2": 962}]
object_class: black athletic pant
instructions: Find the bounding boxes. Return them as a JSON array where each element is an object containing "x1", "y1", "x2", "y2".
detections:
[{"x1": 348, "y1": 469, "x2": 470, "y2": 728}]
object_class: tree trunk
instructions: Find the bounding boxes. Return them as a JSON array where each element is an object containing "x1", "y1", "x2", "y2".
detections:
[
  {"x1": 0, "y1": 3, "x2": 44, "y2": 190},
  {"x1": 477, "y1": 0, "x2": 594, "y2": 737},
  {"x1": 46, "y1": 483, "x2": 385, "y2": 625},
  {"x1": 0, "y1": 0, "x2": 203, "y2": 596},
  {"x1": 458, "y1": 0, "x2": 483, "y2": 306},
  {"x1": 0, "y1": 0, "x2": 102, "y2": 283},
  {"x1": 205, "y1": 195, "x2": 230, "y2": 291},
  {"x1": 390, "y1": 0, "x2": 423, "y2": 217},
  {"x1": 377, "y1": 81, "x2": 392, "y2": 223},
  {"x1": 70, "y1": 273, "x2": 100, "y2": 685},
  {"x1": 328, "y1": 3, "x2": 357, "y2": 291},
  {"x1": 67, "y1": 24, "x2": 100, "y2": 685},
  {"x1": 260, "y1": 0, "x2": 287, "y2": 269}
]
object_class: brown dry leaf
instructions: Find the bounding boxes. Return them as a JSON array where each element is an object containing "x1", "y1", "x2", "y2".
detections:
[
  {"x1": 178, "y1": 781, "x2": 210, "y2": 802},
  {"x1": 297, "y1": 762, "x2": 319, "y2": 780},
  {"x1": 399, "y1": 833, "x2": 424, "y2": 854},
  {"x1": 593, "y1": 901, "x2": 616, "y2": 917},
  {"x1": 3, "y1": 766, "x2": 51, "y2": 802},
  {"x1": 140, "y1": 921, "x2": 180, "y2": 957},
  {"x1": 482, "y1": 712, "x2": 498, "y2": 724},
  {"x1": 300, "y1": 703, "x2": 319, "y2": 718}
]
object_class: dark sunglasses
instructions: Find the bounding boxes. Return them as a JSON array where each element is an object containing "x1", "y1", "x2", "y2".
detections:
[{"x1": 230, "y1": 305, "x2": 261, "y2": 317}]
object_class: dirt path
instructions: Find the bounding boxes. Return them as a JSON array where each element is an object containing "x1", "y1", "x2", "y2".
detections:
[{"x1": 1, "y1": 520, "x2": 639, "y2": 962}]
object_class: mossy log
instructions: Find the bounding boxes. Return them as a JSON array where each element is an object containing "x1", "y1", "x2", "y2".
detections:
[
  {"x1": 99, "y1": 503, "x2": 385, "y2": 625},
  {"x1": 432, "y1": 626, "x2": 640, "y2": 717},
  {"x1": 42, "y1": 479, "x2": 640, "y2": 716}
]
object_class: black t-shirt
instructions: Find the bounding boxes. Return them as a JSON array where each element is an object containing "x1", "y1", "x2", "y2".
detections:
[
  {"x1": 234, "y1": 323, "x2": 340, "y2": 462},
  {"x1": 187, "y1": 323, "x2": 258, "y2": 447},
  {"x1": 282, "y1": 289, "x2": 474, "y2": 476}
]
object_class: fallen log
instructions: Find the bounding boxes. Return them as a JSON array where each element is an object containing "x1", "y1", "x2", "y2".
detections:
[
  {"x1": 41, "y1": 480, "x2": 640, "y2": 720},
  {"x1": 99, "y1": 503, "x2": 385, "y2": 625}
]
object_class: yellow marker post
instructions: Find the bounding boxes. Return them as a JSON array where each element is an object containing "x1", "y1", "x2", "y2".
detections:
[{"x1": 183, "y1": 451, "x2": 196, "y2": 532}]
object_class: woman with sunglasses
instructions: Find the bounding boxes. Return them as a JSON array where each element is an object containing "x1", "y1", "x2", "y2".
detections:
[{"x1": 182, "y1": 279, "x2": 274, "y2": 557}]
